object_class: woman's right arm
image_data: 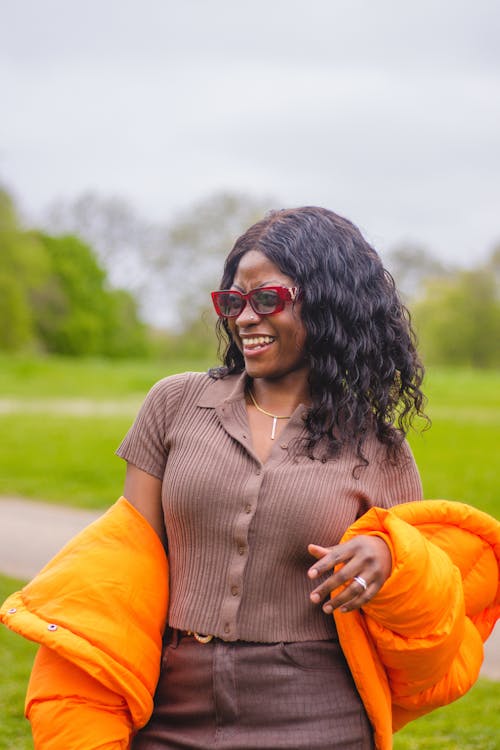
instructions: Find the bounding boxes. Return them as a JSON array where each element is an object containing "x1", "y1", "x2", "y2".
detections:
[{"x1": 123, "y1": 463, "x2": 166, "y2": 547}]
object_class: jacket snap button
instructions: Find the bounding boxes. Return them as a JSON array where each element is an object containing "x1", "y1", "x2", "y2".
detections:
[
  {"x1": 47, "y1": 623, "x2": 58, "y2": 631},
  {"x1": 7, "y1": 607, "x2": 17, "y2": 614}
]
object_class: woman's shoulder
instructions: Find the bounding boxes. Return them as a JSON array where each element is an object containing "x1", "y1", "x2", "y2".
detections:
[
  {"x1": 143, "y1": 370, "x2": 210, "y2": 406},
  {"x1": 146, "y1": 369, "x2": 242, "y2": 407},
  {"x1": 149, "y1": 369, "x2": 211, "y2": 391}
]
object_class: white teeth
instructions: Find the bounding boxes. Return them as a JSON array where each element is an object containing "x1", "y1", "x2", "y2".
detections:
[{"x1": 244, "y1": 336, "x2": 275, "y2": 346}]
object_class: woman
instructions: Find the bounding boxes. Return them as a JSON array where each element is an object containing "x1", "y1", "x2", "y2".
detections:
[
  {"x1": 2, "y1": 207, "x2": 498, "y2": 750},
  {"x1": 117, "y1": 206, "x2": 424, "y2": 749}
]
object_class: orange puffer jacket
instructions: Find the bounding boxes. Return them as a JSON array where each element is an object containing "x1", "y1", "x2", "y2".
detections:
[{"x1": 1, "y1": 497, "x2": 499, "y2": 750}]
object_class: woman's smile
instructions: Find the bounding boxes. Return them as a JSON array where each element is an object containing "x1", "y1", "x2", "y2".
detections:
[
  {"x1": 229, "y1": 250, "x2": 308, "y2": 383},
  {"x1": 240, "y1": 334, "x2": 276, "y2": 356}
]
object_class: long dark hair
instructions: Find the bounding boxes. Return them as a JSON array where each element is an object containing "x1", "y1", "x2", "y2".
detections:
[{"x1": 212, "y1": 206, "x2": 427, "y2": 460}]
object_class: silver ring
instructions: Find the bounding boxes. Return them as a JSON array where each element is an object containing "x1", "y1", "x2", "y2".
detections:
[{"x1": 353, "y1": 575, "x2": 368, "y2": 591}]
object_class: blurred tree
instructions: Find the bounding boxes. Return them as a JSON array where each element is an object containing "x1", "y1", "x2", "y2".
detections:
[
  {"x1": 7, "y1": 183, "x2": 500, "y2": 366},
  {"x1": 486, "y1": 244, "x2": 500, "y2": 294},
  {"x1": 0, "y1": 271, "x2": 33, "y2": 350},
  {"x1": 44, "y1": 190, "x2": 272, "y2": 332},
  {"x1": 0, "y1": 186, "x2": 149, "y2": 357},
  {"x1": 147, "y1": 191, "x2": 272, "y2": 330},
  {"x1": 35, "y1": 233, "x2": 108, "y2": 355},
  {"x1": 384, "y1": 242, "x2": 450, "y2": 300},
  {"x1": 36, "y1": 233, "x2": 149, "y2": 357},
  {"x1": 413, "y1": 257, "x2": 500, "y2": 368},
  {"x1": 103, "y1": 289, "x2": 149, "y2": 358},
  {"x1": 0, "y1": 188, "x2": 52, "y2": 350},
  {"x1": 46, "y1": 192, "x2": 154, "y2": 294}
]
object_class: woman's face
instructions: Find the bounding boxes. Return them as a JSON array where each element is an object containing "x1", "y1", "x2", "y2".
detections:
[{"x1": 228, "y1": 250, "x2": 308, "y2": 383}]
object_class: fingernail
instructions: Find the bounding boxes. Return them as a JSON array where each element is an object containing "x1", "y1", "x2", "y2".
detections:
[
  {"x1": 309, "y1": 568, "x2": 318, "y2": 579},
  {"x1": 323, "y1": 604, "x2": 332, "y2": 614},
  {"x1": 310, "y1": 593, "x2": 320, "y2": 603},
  {"x1": 340, "y1": 606, "x2": 349, "y2": 613}
]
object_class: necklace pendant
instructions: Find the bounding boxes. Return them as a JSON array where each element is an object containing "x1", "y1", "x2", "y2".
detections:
[{"x1": 271, "y1": 417, "x2": 277, "y2": 440}]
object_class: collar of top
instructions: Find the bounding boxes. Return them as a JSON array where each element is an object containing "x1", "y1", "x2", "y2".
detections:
[{"x1": 197, "y1": 371, "x2": 248, "y2": 408}]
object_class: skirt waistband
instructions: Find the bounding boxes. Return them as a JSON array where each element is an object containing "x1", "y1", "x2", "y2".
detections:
[{"x1": 166, "y1": 627, "x2": 223, "y2": 646}]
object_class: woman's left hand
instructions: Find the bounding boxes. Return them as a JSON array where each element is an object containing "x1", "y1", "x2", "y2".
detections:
[{"x1": 307, "y1": 536, "x2": 392, "y2": 614}]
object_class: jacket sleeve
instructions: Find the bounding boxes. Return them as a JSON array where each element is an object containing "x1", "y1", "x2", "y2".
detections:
[
  {"x1": 0, "y1": 498, "x2": 169, "y2": 750},
  {"x1": 338, "y1": 504, "x2": 488, "y2": 721},
  {"x1": 27, "y1": 646, "x2": 133, "y2": 750}
]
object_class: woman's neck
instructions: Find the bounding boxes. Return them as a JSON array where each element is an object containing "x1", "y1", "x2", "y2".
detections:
[{"x1": 249, "y1": 374, "x2": 311, "y2": 414}]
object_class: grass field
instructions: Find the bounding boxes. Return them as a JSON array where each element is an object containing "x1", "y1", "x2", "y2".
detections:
[
  {"x1": 0, "y1": 356, "x2": 498, "y2": 516},
  {"x1": 0, "y1": 353, "x2": 215, "y2": 398},
  {"x1": 0, "y1": 575, "x2": 37, "y2": 750},
  {"x1": 0, "y1": 358, "x2": 499, "y2": 746},
  {"x1": 407, "y1": 367, "x2": 499, "y2": 517}
]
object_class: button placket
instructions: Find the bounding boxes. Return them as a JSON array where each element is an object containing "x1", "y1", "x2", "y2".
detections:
[{"x1": 216, "y1": 464, "x2": 265, "y2": 638}]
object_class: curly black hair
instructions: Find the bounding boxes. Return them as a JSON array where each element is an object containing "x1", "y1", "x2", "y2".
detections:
[{"x1": 211, "y1": 206, "x2": 427, "y2": 461}]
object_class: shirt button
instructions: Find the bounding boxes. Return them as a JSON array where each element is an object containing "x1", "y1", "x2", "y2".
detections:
[
  {"x1": 238, "y1": 546, "x2": 245, "y2": 555},
  {"x1": 280, "y1": 443, "x2": 287, "y2": 449},
  {"x1": 224, "y1": 623, "x2": 230, "y2": 634},
  {"x1": 47, "y1": 623, "x2": 58, "y2": 631},
  {"x1": 7, "y1": 607, "x2": 17, "y2": 614},
  {"x1": 256, "y1": 469, "x2": 261, "y2": 476},
  {"x1": 245, "y1": 504, "x2": 252, "y2": 513},
  {"x1": 242, "y1": 434, "x2": 247, "y2": 439},
  {"x1": 231, "y1": 586, "x2": 239, "y2": 596}
]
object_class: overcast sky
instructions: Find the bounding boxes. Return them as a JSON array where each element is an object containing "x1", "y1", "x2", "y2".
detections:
[{"x1": 1, "y1": 0, "x2": 499, "y2": 266}]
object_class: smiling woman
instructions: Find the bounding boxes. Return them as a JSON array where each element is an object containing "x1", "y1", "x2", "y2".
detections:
[
  {"x1": 2, "y1": 207, "x2": 498, "y2": 750},
  {"x1": 212, "y1": 206, "x2": 426, "y2": 463}
]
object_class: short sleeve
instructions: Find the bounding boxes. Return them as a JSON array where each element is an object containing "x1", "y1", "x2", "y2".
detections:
[
  {"x1": 367, "y1": 438, "x2": 424, "y2": 511},
  {"x1": 116, "y1": 373, "x2": 187, "y2": 479}
]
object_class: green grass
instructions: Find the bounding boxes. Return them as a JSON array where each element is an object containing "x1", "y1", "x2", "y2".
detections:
[
  {"x1": 393, "y1": 679, "x2": 500, "y2": 749},
  {"x1": 0, "y1": 353, "x2": 215, "y2": 398},
  {"x1": 0, "y1": 573, "x2": 498, "y2": 750},
  {"x1": 1, "y1": 361, "x2": 498, "y2": 745},
  {"x1": 0, "y1": 575, "x2": 36, "y2": 750},
  {"x1": 0, "y1": 353, "x2": 217, "y2": 508},
  {"x1": 0, "y1": 413, "x2": 132, "y2": 508},
  {"x1": 407, "y1": 367, "x2": 500, "y2": 518},
  {"x1": 0, "y1": 359, "x2": 498, "y2": 516}
]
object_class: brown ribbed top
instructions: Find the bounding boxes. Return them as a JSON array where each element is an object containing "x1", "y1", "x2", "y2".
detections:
[{"x1": 116, "y1": 371, "x2": 423, "y2": 643}]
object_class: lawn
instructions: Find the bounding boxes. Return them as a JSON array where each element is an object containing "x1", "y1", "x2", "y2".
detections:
[
  {"x1": 407, "y1": 367, "x2": 499, "y2": 518},
  {"x1": 393, "y1": 678, "x2": 500, "y2": 749},
  {"x1": 0, "y1": 353, "x2": 215, "y2": 508},
  {"x1": 0, "y1": 353, "x2": 215, "y2": 398},
  {"x1": 0, "y1": 358, "x2": 498, "y2": 516},
  {"x1": 0, "y1": 575, "x2": 37, "y2": 750},
  {"x1": 0, "y1": 361, "x2": 498, "y2": 744}
]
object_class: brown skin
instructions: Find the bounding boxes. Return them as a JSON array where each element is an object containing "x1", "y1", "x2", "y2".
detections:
[
  {"x1": 123, "y1": 463, "x2": 165, "y2": 544},
  {"x1": 123, "y1": 248, "x2": 392, "y2": 614},
  {"x1": 308, "y1": 538, "x2": 392, "y2": 613},
  {"x1": 229, "y1": 250, "x2": 310, "y2": 462}
]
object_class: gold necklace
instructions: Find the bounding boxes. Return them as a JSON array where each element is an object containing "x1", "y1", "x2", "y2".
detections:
[{"x1": 248, "y1": 389, "x2": 292, "y2": 440}]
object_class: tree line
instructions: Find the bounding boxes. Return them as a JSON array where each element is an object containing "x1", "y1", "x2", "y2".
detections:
[
  {"x1": 0, "y1": 189, "x2": 148, "y2": 357},
  {"x1": 1, "y1": 186, "x2": 499, "y2": 367},
  {"x1": 387, "y1": 243, "x2": 499, "y2": 368}
]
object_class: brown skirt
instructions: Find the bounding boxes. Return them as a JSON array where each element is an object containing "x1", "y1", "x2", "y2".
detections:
[{"x1": 132, "y1": 630, "x2": 374, "y2": 750}]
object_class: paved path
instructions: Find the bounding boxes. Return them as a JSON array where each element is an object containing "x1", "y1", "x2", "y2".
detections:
[{"x1": 0, "y1": 496, "x2": 498, "y2": 680}]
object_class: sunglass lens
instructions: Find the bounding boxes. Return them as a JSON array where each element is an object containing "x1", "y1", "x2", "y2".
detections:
[
  {"x1": 216, "y1": 292, "x2": 244, "y2": 317},
  {"x1": 251, "y1": 289, "x2": 281, "y2": 314}
]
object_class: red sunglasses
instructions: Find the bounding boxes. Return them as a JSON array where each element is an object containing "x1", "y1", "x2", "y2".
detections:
[{"x1": 211, "y1": 286, "x2": 300, "y2": 318}]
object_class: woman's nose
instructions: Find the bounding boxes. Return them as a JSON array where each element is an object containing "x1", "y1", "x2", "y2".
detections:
[{"x1": 235, "y1": 302, "x2": 261, "y2": 327}]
